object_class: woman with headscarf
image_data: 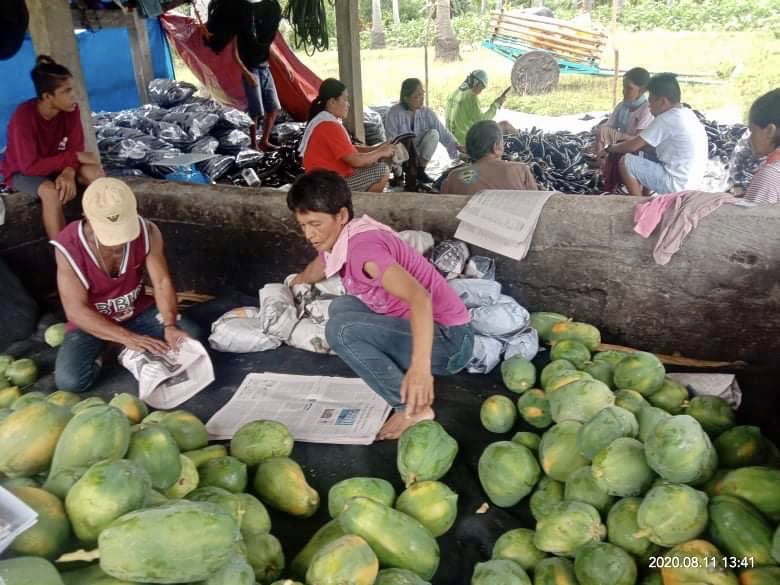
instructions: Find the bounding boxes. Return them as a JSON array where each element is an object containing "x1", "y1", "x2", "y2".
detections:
[
  {"x1": 445, "y1": 70, "x2": 512, "y2": 145},
  {"x1": 595, "y1": 67, "x2": 653, "y2": 155},
  {"x1": 299, "y1": 78, "x2": 395, "y2": 192},
  {"x1": 385, "y1": 78, "x2": 461, "y2": 182}
]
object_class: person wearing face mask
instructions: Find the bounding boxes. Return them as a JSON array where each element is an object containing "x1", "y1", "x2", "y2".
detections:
[
  {"x1": 299, "y1": 78, "x2": 396, "y2": 193},
  {"x1": 743, "y1": 88, "x2": 780, "y2": 205},
  {"x1": 1, "y1": 55, "x2": 104, "y2": 238},
  {"x1": 595, "y1": 67, "x2": 653, "y2": 156},
  {"x1": 445, "y1": 69, "x2": 513, "y2": 146},
  {"x1": 385, "y1": 78, "x2": 461, "y2": 182},
  {"x1": 441, "y1": 120, "x2": 537, "y2": 194},
  {"x1": 287, "y1": 170, "x2": 474, "y2": 439},
  {"x1": 608, "y1": 73, "x2": 708, "y2": 195}
]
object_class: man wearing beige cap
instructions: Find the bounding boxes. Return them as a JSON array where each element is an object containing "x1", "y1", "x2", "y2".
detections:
[{"x1": 50, "y1": 177, "x2": 200, "y2": 393}]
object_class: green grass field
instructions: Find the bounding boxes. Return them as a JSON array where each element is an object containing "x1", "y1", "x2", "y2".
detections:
[{"x1": 175, "y1": 30, "x2": 780, "y2": 122}]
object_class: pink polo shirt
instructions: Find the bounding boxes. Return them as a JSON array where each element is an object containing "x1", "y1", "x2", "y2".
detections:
[{"x1": 340, "y1": 230, "x2": 470, "y2": 326}]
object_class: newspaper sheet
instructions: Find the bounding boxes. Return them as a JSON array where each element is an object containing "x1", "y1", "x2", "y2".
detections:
[
  {"x1": 119, "y1": 338, "x2": 215, "y2": 409},
  {"x1": 0, "y1": 486, "x2": 38, "y2": 554},
  {"x1": 205, "y1": 373, "x2": 392, "y2": 445},
  {"x1": 667, "y1": 372, "x2": 742, "y2": 408},
  {"x1": 454, "y1": 190, "x2": 554, "y2": 260}
]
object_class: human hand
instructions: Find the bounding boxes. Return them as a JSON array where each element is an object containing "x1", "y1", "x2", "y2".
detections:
[
  {"x1": 379, "y1": 144, "x2": 396, "y2": 159},
  {"x1": 164, "y1": 326, "x2": 190, "y2": 351},
  {"x1": 55, "y1": 170, "x2": 77, "y2": 203},
  {"x1": 123, "y1": 332, "x2": 170, "y2": 355},
  {"x1": 400, "y1": 365, "x2": 434, "y2": 415}
]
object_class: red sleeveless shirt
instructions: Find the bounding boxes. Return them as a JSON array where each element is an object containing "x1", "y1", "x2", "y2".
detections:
[{"x1": 51, "y1": 218, "x2": 155, "y2": 330}]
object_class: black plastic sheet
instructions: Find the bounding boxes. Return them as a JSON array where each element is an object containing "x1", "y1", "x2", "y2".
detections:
[{"x1": 147, "y1": 78, "x2": 197, "y2": 108}]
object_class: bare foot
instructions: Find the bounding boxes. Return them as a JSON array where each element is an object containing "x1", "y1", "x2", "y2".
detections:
[
  {"x1": 376, "y1": 407, "x2": 435, "y2": 441},
  {"x1": 260, "y1": 141, "x2": 280, "y2": 151}
]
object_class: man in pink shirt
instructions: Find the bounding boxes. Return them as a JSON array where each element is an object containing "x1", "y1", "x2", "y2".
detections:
[
  {"x1": 288, "y1": 170, "x2": 474, "y2": 439},
  {"x1": 1, "y1": 56, "x2": 104, "y2": 238}
]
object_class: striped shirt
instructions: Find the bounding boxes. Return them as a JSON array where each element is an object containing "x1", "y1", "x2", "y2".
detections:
[{"x1": 745, "y1": 149, "x2": 780, "y2": 205}]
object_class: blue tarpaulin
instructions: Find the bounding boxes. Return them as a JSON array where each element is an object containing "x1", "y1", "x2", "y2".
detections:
[{"x1": 0, "y1": 18, "x2": 174, "y2": 150}]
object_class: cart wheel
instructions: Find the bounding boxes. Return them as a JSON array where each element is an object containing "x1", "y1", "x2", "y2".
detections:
[{"x1": 511, "y1": 51, "x2": 560, "y2": 95}]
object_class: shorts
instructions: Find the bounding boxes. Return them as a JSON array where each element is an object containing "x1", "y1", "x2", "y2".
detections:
[
  {"x1": 242, "y1": 63, "x2": 281, "y2": 121},
  {"x1": 622, "y1": 153, "x2": 681, "y2": 195},
  {"x1": 10, "y1": 173, "x2": 56, "y2": 196},
  {"x1": 346, "y1": 162, "x2": 390, "y2": 191}
]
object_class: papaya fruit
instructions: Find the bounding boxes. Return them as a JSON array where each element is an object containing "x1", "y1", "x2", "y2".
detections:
[{"x1": 253, "y1": 457, "x2": 319, "y2": 517}]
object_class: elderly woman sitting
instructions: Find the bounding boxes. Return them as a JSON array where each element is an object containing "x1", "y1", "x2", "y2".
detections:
[
  {"x1": 441, "y1": 120, "x2": 537, "y2": 194},
  {"x1": 385, "y1": 78, "x2": 460, "y2": 182}
]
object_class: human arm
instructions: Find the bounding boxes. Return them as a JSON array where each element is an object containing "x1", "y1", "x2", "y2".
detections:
[
  {"x1": 55, "y1": 249, "x2": 169, "y2": 354},
  {"x1": 144, "y1": 222, "x2": 189, "y2": 349},
  {"x1": 6, "y1": 112, "x2": 80, "y2": 177},
  {"x1": 342, "y1": 144, "x2": 395, "y2": 168},
  {"x1": 291, "y1": 255, "x2": 326, "y2": 286},
  {"x1": 606, "y1": 135, "x2": 647, "y2": 155},
  {"x1": 364, "y1": 261, "x2": 435, "y2": 415}
]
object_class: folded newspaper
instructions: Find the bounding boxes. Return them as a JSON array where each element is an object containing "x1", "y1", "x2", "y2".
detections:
[
  {"x1": 0, "y1": 486, "x2": 38, "y2": 554},
  {"x1": 119, "y1": 338, "x2": 215, "y2": 409},
  {"x1": 206, "y1": 373, "x2": 392, "y2": 445},
  {"x1": 455, "y1": 190, "x2": 554, "y2": 260}
]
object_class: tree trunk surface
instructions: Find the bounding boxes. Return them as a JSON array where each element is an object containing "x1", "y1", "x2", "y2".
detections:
[
  {"x1": 434, "y1": 0, "x2": 460, "y2": 61},
  {"x1": 371, "y1": 0, "x2": 386, "y2": 49}
]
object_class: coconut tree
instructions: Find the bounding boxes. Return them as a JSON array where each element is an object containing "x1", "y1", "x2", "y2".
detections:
[
  {"x1": 434, "y1": 0, "x2": 460, "y2": 61},
  {"x1": 392, "y1": 0, "x2": 400, "y2": 24},
  {"x1": 371, "y1": 0, "x2": 386, "y2": 48}
]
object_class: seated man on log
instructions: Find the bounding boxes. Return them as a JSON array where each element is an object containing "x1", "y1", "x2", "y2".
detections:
[
  {"x1": 0, "y1": 56, "x2": 104, "y2": 238},
  {"x1": 287, "y1": 170, "x2": 474, "y2": 439},
  {"x1": 51, "y1": 178, "x2": 199, "y2": 393},
  {"x1": 441, "y1": 120, "x2": 538, "y2": 194},
  {"x1": 606, "y1": 73, "x2": 708, "y2": 195}
]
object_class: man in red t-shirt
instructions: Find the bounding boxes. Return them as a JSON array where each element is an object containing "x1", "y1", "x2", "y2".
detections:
[{"x1": 0, "y1": 56, "x2": 104, "y2": 238}]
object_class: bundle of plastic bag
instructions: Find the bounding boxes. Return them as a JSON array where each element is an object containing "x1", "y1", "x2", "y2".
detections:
[
  {"x1": 502, "y1": 327, "x2": 539, "y2": 361},
  {"x1": 197, "y1": 155, "x2": 235, "y2": 181},
  {"x1": 397, "y1": 230, "x2": 435, "y2": 256},
  {"x1": 163, "y1": 111, "x2": 220, "y2": 140},
  {"x1": 464, "y1": 256, "x2": 496, "y2": 280},
  {"x1": 235, "y1": 149, "x2": 265, "y2": 169},
  {"x1": 215, "y1": 128, "x2": 251, "y2": 154},
  {"x1": 220, "y1": 107, "x2": 253, "y2": 129},
  {"x1": 259, "y1": 283, "x2": 298, "y2": 341},
  {"x1": 98, "y1": 137, "x2": 151, "y2": 167},
  {"x1": 466, "y1": 335, "x2": 503, "y2": 374},
  {"x1": 305, "y1": 299, "x2": 332, "y2": 323},
  {"x1": 189, "y1": 136, "x2": 220, "y2": 154},
  {"x1": 288, "y1": 318, "x2": 331, "y2": 354},
  {"x1": 208, "y1": 307, "x2": 282, "y2": 353},
  {"x1": 470, "y1": 296, "x2": 531, "y2": 337},
  {"x1": 314, "y1": 275, "x2": 346, "y2": 297},
  {"x1": 430, "y1": 240, "x2": 470, "y2": 279},
  {"x1": 449, "y1": 278, "x2": 501, "y2": 308},
  {"x1": 155, "y1": 121, "x2": 194, "y2": 149},
  {"x1": 147, "y1": 79, "x2": 197, "y2": 108}
]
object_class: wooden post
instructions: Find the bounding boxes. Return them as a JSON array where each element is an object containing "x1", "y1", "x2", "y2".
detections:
[
  {"x1": 128, "y1": 9, "x2": 154, "y2": 105},
  {"x1": 26, "y1": 0, "x2": 98, "y2": 153},
  {"x1": 335, "y1": 0, "x2": 365, "y2": 142}
]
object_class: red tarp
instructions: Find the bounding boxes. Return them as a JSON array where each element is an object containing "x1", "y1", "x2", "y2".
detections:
[{"x1": 160, "y1": 14, "x2": 321, "y2": 121}]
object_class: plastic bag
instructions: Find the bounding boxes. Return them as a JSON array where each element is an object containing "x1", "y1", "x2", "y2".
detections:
[
  {"x1": 208, "y1": 307, "x2": 282, "y2": 353},
  {"x1": 430, "y1": 240, "x2": 470, "y2": 279},
  {"x1": 466, "y1": 335, "x2": 503, "y2": 374},
  {"x1": 259, "y1": 283, "x2": 298, "y2": 341},
  {"x1": 98, "y1": 137, "x2": 151, "y2": 166},
  {"x1": 448, "y1": 278, "x2": 502, "y2": 308},
  {"x1": 148, "y1": 78, "x2": 197, "y2": 108},
  {"x1": 215, "y1": 128, "x2": 251, "y2": 154},
  {"x1": 163, "y1": 111, "x2": 220, "y2": 140},
  {"x1": 470, "y1": 297, "x2": 531, "y2": 337},
  {"x1": 197, "y1": 155, "x2": 235, "y2": 181},
  {"x1": 220, "y1": 107, "x2": 253, "y2": 129},
  {"x1": 502, "y1": 327, "x2": 539, "y2": 361},
  {"x1": 397, "y1": 230, "x2": 435, "y2": 255},
  {"x1": 235, "y1": 149, "x2": 265, "y2": 169},
  {"x1": 727, "y1": 131, "x2": 764, "y2": 194},
  {"x1": 272, "y1": 122, "x2": 306, "y2": 146},
  {"x1": 464, "y1": 256, "x2": 496, "y2": 280},
  {"x1": 315, "y1": 275, "x2": 346, "y2": 297},
  {"x1": 305, "y1": 299, "x2": 332, "y2": 323},
  {"x1": 190, "y1": 136, "x2": 220, "y2": 154},
  {"x1": 155, "y1": 121, "x2": 194, "y2": 148},
  {"x1": 288, "y1": 318, "x2": 331, "y2": 354},
  {"x1": 364, "y1": 107, "x2": 386, "y2": 146}
]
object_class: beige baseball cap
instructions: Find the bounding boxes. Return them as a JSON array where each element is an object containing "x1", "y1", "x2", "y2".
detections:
[{"x1": 82, "y1": 178, "x2": 140, "y2": 246}]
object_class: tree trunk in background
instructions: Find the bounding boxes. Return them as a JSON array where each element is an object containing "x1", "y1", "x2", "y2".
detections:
[
  {"x1": 371, "y1": 0, "x2": 385, "y2": 48},
  {"x1": 392, "y1": 0, "x2": 400, "y2": 24},
  {"x1": 481, "y1": 0, "x2": 487, "y2": 14},
  {"x1": 495, "y1": 0, "x2": 503, "y2": 11},
  {"x1": 434, "y1": 0, "x2": 460, "y2": 61}
]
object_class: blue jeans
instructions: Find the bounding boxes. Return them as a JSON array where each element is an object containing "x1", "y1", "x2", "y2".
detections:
[
  {"x1": 242, "y1": 63, "x2": 281, "y2": 121},
  {"x1": 325, "y1": 296, "x2": 474, "y2": 410},
  {"x1": 54, "y1": 306, "x2": 201, "y2": 393}
]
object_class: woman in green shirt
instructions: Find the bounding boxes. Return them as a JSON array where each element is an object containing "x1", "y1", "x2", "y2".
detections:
[{"x1": 445, "y1": 70, "x2": 513, "y2": 144}]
